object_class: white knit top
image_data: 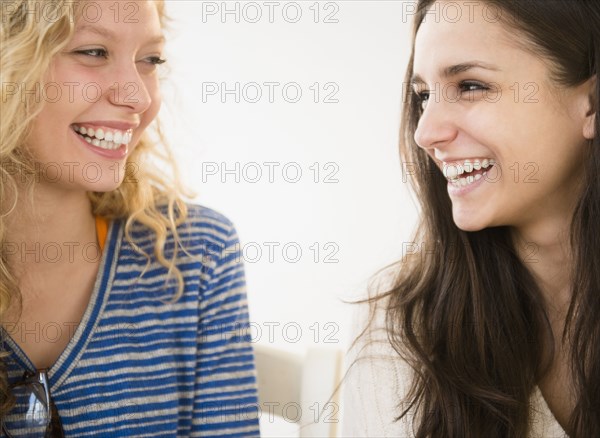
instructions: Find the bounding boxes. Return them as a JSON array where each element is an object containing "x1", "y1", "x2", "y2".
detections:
[{"x1": 342, "y1": 303, "x2": 568, "y2": 437}]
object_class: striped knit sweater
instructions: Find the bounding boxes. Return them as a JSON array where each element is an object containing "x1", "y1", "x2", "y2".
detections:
[{"x1": 1, "y1": 205, "x2": 260, "y2": 437}]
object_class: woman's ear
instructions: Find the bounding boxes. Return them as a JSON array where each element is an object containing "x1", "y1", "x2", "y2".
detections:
[{"x1": 583, "y1": 74, "x2": 597, "y2": 140}]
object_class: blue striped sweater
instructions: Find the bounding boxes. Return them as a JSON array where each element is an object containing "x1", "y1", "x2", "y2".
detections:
[{"x1": 1, "y1": 205, "x2": 260, "y2": 437}]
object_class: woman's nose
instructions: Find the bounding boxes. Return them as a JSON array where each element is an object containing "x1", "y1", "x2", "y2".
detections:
[
  {"x1": 413, "y1": 93, "x2": 458, "y2": 151},
  {"x1": 105, "y1": 65, "x2": 153, "y2": 114}
]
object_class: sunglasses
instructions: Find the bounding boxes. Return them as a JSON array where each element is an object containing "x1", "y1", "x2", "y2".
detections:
[{"x1": 1, "y1": 369, "x2": 64, "y2": 438}]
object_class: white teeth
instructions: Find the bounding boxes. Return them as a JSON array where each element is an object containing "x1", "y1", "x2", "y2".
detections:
[
  {"x1": 449, "y1": 167, "x2": 491, "y2": 187},
  {"x1": 451, "y1": 174, "x2": 481, "y2": 187},
  {"x1": 443, "y1": 158, "x2": 495, "y2": 180},
  {"x1": 443, "y1": 163, "x2": 462, "y2": 179},
  {"x1": 72, "y1": 124, "x2": 133, "y2": 150},
  {"x1": 463, "y1": 160, "x2": 473, "y2": 173}
]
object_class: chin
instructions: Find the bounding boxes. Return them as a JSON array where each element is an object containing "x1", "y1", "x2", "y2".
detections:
[
  {"x1": 452, "y1": 214, "x2": 489, "y2": 232},
  {"x1": 455, "y1": 223, "x2": 487, "y2": 232},
  {"x1": 84, "y1": 180, "x2": 126, "y2": 194}
]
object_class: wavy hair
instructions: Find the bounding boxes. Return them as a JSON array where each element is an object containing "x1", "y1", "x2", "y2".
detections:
[
  {"x1": 0, "y1": 0, "x2": 191, "y2": 418},
  {"x1": 371, "y1": 0, "x2": 600, "y2": 436}
]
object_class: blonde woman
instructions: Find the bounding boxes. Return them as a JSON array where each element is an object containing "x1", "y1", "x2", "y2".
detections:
[{"x1": 0, "y1": 1, "x2": 259, "y2": 436}]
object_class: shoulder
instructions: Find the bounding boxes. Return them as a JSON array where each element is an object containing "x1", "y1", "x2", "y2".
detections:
[
  {"x1": 182, "y1": 204, "x2": 243, "y2": 264},
  {"x1": 184, "y1": 203, "x2": 234, "y2": 228},
  {"x1": 180, "y1": 204, "x2": 246, "y2": 280},
  {"x1": 343, "y1": 296, "x2": 417, "y2": 437},
  {"x1": 179, "y1": 203, "x2": 237, "y2": 240},
  {"x1": 156, "y1": 202, "x2": 242, "y2": 257},
  {"x1": 117, "y1": 202, "x2": 242, "y2": 270}
]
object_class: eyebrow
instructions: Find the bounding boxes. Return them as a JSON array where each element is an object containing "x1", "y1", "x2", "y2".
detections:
[
  {"x1": 411, "y1": 61, "x2": 500, "y2": 85},
  {"x1": 76, "y1": 24, "x2": 165, "y2": 44}
]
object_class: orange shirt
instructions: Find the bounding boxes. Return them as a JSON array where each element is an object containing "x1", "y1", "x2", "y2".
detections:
[{"x1": 95, "y1": 216, "x2": 108, "y2": 252}]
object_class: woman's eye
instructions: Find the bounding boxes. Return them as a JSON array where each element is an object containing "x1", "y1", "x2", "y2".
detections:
[
  {"x1": 137, "y1": 56, "x2": 167, "y2": 73},
  {"x1": 457, "y1": 81, "x2": 489, "y2": 102},
  {"x1": 145, "y1": 56, "x2": 167, "y2": 66},
  {"x1": 459, "y1": 81, "x2": 487, "y2": 93},
  {"x1": 74, "y1": 48, "x2": 108, "y2": 58},
  {"x1": 413, "y1": 90, "x2": 430, "y2": 111}
]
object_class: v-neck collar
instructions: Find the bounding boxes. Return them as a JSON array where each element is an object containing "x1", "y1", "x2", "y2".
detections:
[
  {"x1": 1, "y1": 219, "x2": 122, "y2": 392},
  {"x1": 530, "y1": 385, "x2": 569, "y2": 436}
]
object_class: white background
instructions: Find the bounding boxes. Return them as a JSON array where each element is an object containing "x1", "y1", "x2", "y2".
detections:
[{"x1": 160, "y1": 1, "x2": 417, "y2": 435}]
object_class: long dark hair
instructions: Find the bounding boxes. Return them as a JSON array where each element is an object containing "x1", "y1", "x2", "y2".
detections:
[{"x1": 379, "y1": 0, "x2": 600, "y2": 436}]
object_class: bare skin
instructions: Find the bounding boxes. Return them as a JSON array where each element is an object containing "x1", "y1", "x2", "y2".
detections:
[{"x1": 2, "y1": 188, "x2": 99, "y2": 369}]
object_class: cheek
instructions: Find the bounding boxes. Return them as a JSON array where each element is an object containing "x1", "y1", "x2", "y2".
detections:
[
  {"x1": 51, "y1": 60, "x2": 100, "y2": 104},
  {"x1": 27, "y1": 67, "x2": 96, "y2": 151},
  {"x1": 26, "y1": 99, "x2": 73, "y2": 161},
  {"x1": 461, "y1": 95, "x2": 506, "y2": 125},
  {"x1": 459, "y1": 107, "x2": 505, "y2": 151},
  {"x1": 25, "y1": 114, "x2": 50, "y2": 161},
  {"x1": 142, "y1": 82, "x2": 162, "y2": 128},
  {"x1": 130, "y1": 83, "x2": 161, "y2": 147},
  {"x1": 466, "y1": 99, "x2": 543, "y2": 161}
]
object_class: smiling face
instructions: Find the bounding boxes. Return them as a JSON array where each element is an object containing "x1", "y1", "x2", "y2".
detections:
[
  {"x1": 25, "y1": 0, "x2": 165, "y2": 192},
  {"x1": 411, "y1": 1, "x2": 595, "y2": 233}
]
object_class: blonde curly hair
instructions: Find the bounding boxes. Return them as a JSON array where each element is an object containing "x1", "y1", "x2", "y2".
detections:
[{"x1": 1, "y1": 0, "x2": 191, "y2": 417}]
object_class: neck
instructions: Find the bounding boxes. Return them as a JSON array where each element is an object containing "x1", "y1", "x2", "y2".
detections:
[
  {"x1": 5, "y1": 183, "x2": 96, "y2": 274},
  {"x1": 511, "y1": 215, "x2": 573, "y2": 316}
]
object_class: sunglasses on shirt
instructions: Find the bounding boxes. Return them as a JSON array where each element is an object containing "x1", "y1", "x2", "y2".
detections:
[{"x1": 1, "y1": 369, "x2": 64, "y2": 438}]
